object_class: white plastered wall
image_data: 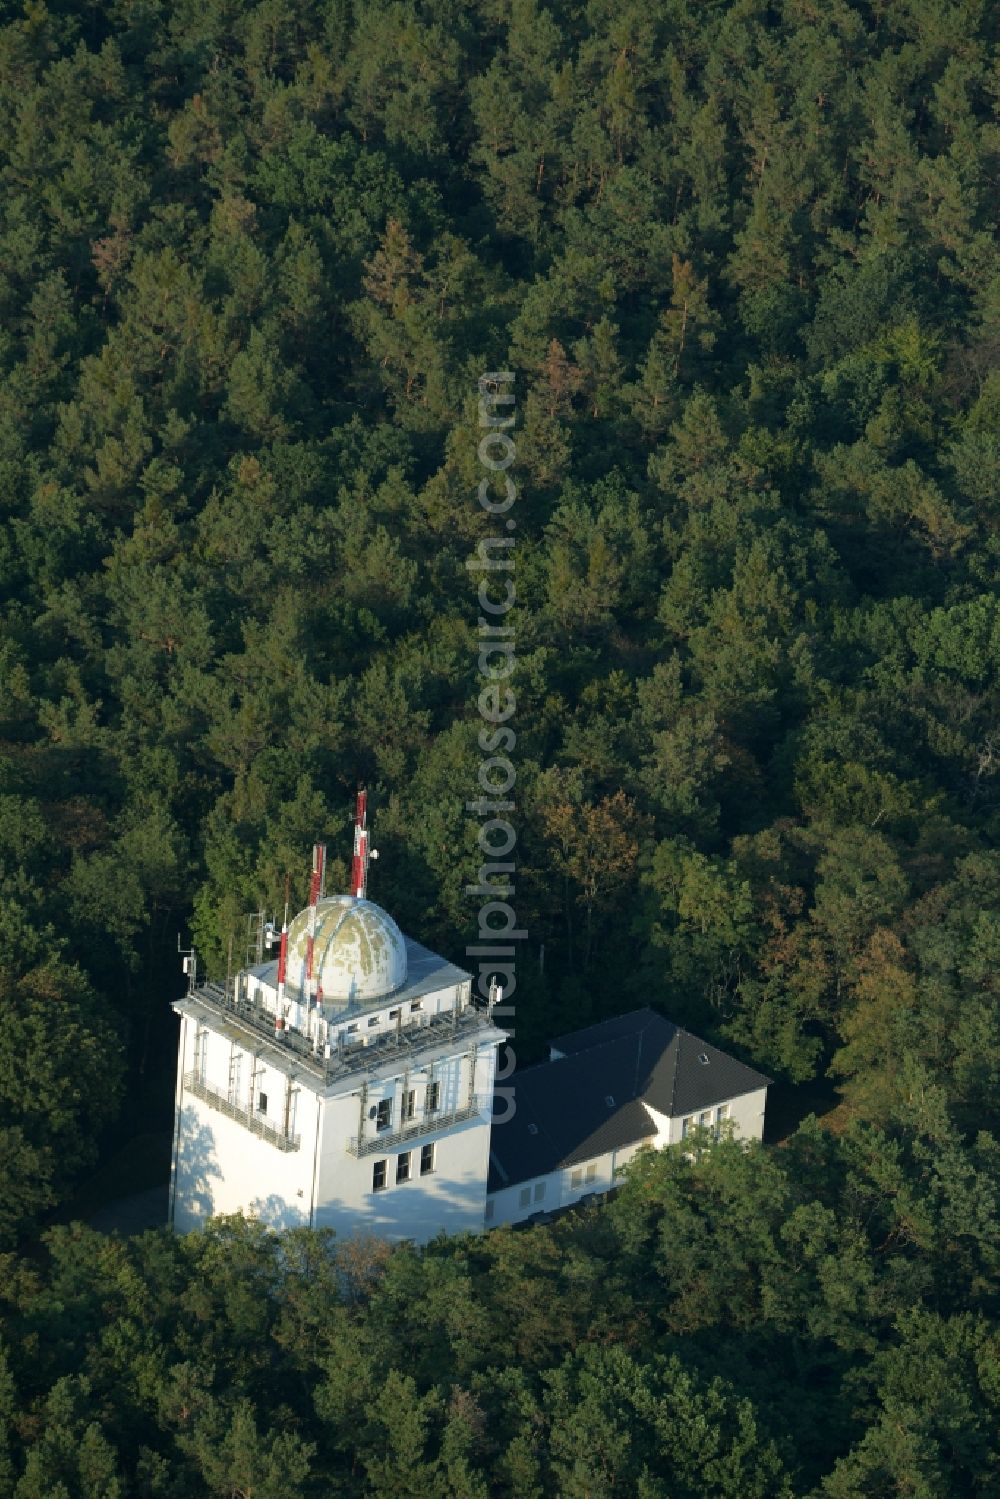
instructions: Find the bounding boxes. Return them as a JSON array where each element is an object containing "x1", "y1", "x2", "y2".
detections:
[
  {"x1": 484, "y1": 1088, "x2": 769, "y2": 1229},
  {"x1": 665, "y1": 1086, "x2": 768, "y2": 1145},
  {"x1": 313, "y1": 1043, "x2": 497, "y2": 1245},
  {"x1": 170, "y1": 1018, "x2": 319, "y2": 1232},
  {"x1": 487, "y1": 1142, "x2": 642, "y2": 1228}
]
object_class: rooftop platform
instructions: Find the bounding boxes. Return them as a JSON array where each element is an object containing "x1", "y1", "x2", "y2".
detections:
[
  {"x1": 249, "y1": 934, "x2": 472, "y2": 1015},
  {"x1": 173, "y1": 979, "x2": 506, "y2": 1096}
]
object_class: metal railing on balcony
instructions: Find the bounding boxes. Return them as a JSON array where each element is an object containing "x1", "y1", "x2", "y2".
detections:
[
  {"x1": 183, "y1": 981, "x2": 493, "y2": 1086},
  {"x1": 346, "y1": 1101, "x2": 481, "y2": 1157},
  {"x1": 183, "y1": 1071, "x2": 300, "y2": 1152}
]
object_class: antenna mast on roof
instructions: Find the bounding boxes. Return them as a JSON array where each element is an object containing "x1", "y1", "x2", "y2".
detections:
[
  {"x1": 276, "y1": 872, "x2": 290, "y2": 1014},
  {"x1": 305, "y1": 842, "x2": 326, "y2": 1011},
  {"x1": 351, "y1": 787, "x2": 374, "y2": 899}
]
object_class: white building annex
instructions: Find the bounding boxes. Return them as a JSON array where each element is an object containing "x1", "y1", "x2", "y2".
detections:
[
  {"x1": 484, "y1": 1008, "x2": 771, "y2": 1229},
  {"x1": 169, "y1": 799, "x2": 771, "y2": 1244}
]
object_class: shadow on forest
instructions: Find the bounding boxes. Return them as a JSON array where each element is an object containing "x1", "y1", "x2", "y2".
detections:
[{"x1": 764, "y1": 1080, "x2": 842, "y2": 1145}]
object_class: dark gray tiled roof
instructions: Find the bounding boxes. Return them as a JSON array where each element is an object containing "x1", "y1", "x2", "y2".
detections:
[
  {"x1": 488, "y1": 1007, "x2": 771, "y2": 1191},
  {"x1": 549, "y1": 1009, "x2": 662, "y2": 1055}
]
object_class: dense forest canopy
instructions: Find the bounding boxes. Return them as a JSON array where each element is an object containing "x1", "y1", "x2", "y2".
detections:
[
  {"x1": 3, "y1": 1118, "x2": 998, "y2": 1498},
  {"x1": 0, "y1": 0, "x2": 998, "y2": 1490}
]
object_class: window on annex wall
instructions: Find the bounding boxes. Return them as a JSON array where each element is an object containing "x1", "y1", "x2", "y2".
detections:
[
  {"x1": 396, "y1": 1152, "x2": 411, "y2": 1184},
  {"x1": 533, "y1": 1182, "x2": 545, "y2": 1203},
  {"x1": 585, "y1": 1163, "x2": 597, "y2": 1183},
  {"x1": 570, "y1": 1168, "x2": 583, "y2": 1188},
  {"x1": 420, "y1": 1143, "x2": 434, "y2": 1176},
  {"x1": 519, "y1": 1187, "x2": 531, "y2": 1208},
  {"x1": 376, "y1": 1098, "x2": 392, "y2": 1131},
  {"x1": 372, "y1": 1159, "x2": 387, "y2": 1192},
  {"x1": 681, "y1": 1115, "x2": 694, "y2": 1139},
  {"x1": 402, "y1": 1090, "x2": 416, "y2": 1122},
  {"x1": 426, "y1": 1081, "x2": 440, "y2": 1113},
  {"x1": 715, "y1": 1102, "x2": 730, "y2": 1137},
  {"x1": 699, "y1": 1110, "x2": 713, "y2": 1129}
]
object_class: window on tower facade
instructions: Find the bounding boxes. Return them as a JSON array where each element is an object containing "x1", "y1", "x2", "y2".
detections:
[
  {"x1": 376, "y1": 1098, "x2": 392, "y2": 1131},
  {"x1": 426, "y1": 1081, "x2": 440, "y2": 1113},
  {"x1": 396, "y1": 1151, "x2": 411, "y2": 1183},
  {"x1": 258, "y1": 1092, "x2": 268, "y2": 1116},
  {"x1": 420, "y1": 1143, "x2": 434, "y2": 1175},
  {"x1": 372, "y1": 1159, "x2": 387, "y2": 1192},
  {"x1": 402, "y1": 1090, "x2": 415, "y2": 1121}
]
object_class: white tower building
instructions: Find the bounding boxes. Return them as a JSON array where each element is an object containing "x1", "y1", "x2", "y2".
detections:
[{"x1": 169, "y1": 805, "x2": 507, "y2": 1244}]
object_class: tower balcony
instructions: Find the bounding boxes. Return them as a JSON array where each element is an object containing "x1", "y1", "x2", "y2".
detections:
[
  {"x1": 346, "y1": 1101, "x2": 481, "y2": 1157},
  {"x1": 183, "y1": 1071, "x2": 301, "y2": 1152}
]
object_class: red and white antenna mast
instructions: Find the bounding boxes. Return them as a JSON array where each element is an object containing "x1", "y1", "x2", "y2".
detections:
[
  {"x1": 274, "y1": 899, "x2": 287, "y2": 1039},
  {"x1": 275, "y1": 874, "x2": 290, "y2": 1009},
  {"x1": 351, "y1": 788, "x2": 371, "y2": 899},
  {"x1": 305, "y1": 841, "x2": 327, "y2": 1009}
]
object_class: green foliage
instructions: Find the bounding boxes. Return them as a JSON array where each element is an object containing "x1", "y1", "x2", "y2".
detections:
[
  {"x1": 0, "y1": 0, "x2": 998, "y2": 1489},
  {"x1": 0, "y1": 962, "x2": 124, "y2": 1186},
  {"x1": 0, "y1": 1128, "x2": 55, "y2": 1249},
  {"x1": 1, "y1": 1110, "x2": 998, "y2": 1495}
]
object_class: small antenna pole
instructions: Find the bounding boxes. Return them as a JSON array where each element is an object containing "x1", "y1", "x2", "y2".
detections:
[{"x1": 177, "y1": 934, "x2": 197, "y2": 994}]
